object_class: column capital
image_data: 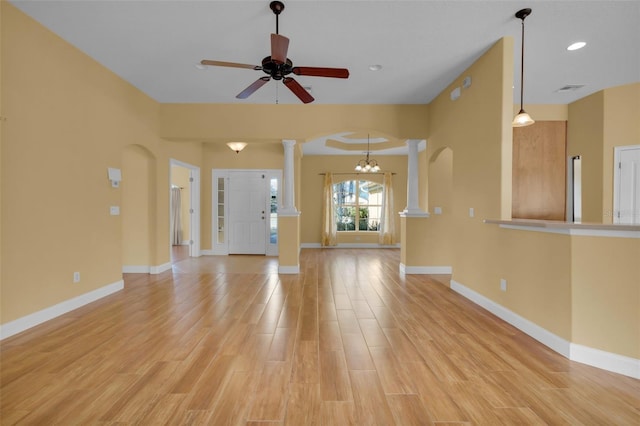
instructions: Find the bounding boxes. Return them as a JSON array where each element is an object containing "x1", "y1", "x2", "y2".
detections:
[{"x1": 282, "y1": 139, "x2": 297, "y2": 147}]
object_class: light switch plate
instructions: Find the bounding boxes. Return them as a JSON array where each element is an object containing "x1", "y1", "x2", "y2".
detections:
[{"x1": 110, "y1": 206, "x2": 120, "y2": 216}]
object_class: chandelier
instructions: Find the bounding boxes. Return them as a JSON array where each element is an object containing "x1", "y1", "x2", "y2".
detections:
[{"x1": 354, "y1": 135, "x2": 381, "y2": 173}]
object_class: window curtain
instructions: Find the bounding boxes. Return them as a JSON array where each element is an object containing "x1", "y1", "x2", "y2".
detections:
[
  {"x1": 170, "y1": 187, "x2": 182, "y2": 245},
  {"x1": 379, "y1": 172, "x2": 395, "y2": 245},
  {"x1": 321, "y1": 172, "x2": 337, "y2": 246}
]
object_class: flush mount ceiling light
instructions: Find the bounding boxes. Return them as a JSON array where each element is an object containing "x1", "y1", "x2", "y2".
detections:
[
  {"x1": 368, "y1": 64, "x2": 382, "y2": 71},
  {"x1": 354, "y1": 135, "x2": 381, "y2": 173},
  {"x1": 513, "y1": 8, "x2": 535, "y2": 128},
  {"x1": 567, "y1": 41, "x2": 587, "y2": 51},
  {"x1": 226, "y1": 142, "x2": 248, "y2": 153}
]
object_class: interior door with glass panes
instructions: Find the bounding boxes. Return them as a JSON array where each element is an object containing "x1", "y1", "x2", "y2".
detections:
[{"x1": 228, "y1": 171, "x2": 268, "y2": 254}]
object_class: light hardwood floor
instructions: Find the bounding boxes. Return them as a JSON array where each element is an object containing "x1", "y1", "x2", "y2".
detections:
[{"x1": 1, "y1": 249, "x2": 638, "y2": 425}]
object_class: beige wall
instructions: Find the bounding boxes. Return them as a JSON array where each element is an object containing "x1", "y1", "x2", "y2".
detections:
[
  {"x1": 0, "y1": 0, "x2": 4, "y2": 324},
  {"x1": 567, "y1": 83, "x2": 640, "y2": 224},
  {"x1": 159, "y1": 104, "x2": 429, "y2": 142},
  {"x1": 1, "y1": 3, "x2": 200, "y2": 323},
  {"x1": 422, "y1": 36, "x2": 639, "y2": 358},
  {"x1": 512, "y1": 104, "x2": 568, "y2": 121},
  {"x1": 602, "y1": 83, "x2": 640, "y2": 223},
  {"x1": 122, "y1": 145, "x2": 155, "y2": 266},
  {"x1": 568, "y1": 91, "x2": 606, "y2": 223},
  {"x1": 299, "y1": 155, "x2": 408, "y2": 245},
  {"x1": 425, "y1": 37, "x2": 515, "y2": 294},
  {"x1": 201, "y1": 141, "x2": 284, "y2": 250},
  {"x1": 571, "y1": 236, "x2": 640, "y2": 357}
]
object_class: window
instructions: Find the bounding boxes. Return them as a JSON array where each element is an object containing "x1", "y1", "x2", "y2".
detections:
[{"x1": 333, "y1": 180, "x2": 383, "y2": 231}]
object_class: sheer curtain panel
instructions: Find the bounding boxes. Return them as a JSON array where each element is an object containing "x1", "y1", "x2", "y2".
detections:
[
  {"x1": 321, "y1": 173, "x2": 337, "y2": 246},
  {"x1": 171, "y1": 187, "x2": 182, "y2": 245},
  {"x1": 379, "y1": 172, "x2": 395, "y2": 245}
]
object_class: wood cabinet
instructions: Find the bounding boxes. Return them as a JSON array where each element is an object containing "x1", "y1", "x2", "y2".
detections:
[{"x1": 512, "y1": 121, "x2": 567, "y2": 220}]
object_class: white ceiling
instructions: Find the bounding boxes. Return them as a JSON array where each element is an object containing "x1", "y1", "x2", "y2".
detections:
[
  {"x1": 9, "y1": 0, "x2": 640, "y2": 156},
  {"x1": 10, "y1": 0, "x2": 639, "y2": 106}
]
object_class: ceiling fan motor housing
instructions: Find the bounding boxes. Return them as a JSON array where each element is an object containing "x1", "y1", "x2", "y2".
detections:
[{"x1": 261, "y1": 56, "x2": 293, "y2": 80}]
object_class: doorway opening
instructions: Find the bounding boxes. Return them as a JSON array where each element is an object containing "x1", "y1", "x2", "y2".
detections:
[
  {"x1": 613, "y1": 145, "x2": 640, "y2": 224},
  {"x1": 170, "y1": 159, "x2": 201, "y2": 261}
]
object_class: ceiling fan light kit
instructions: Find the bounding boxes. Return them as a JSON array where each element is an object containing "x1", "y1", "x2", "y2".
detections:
[
  {"x1": 200, "y1": 1, "x2": 349, "y2": 104},
  {"x1": 513, "y1": 7, "x2": 535, "y2": 127}
]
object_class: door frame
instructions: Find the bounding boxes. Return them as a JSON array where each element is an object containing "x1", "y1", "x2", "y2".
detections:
[
  {"x1": 613, "y1": 145, "x2": 640, "y2": 224},
  {"x1": 211, "y1": 169, "x2": 282, "y2": 256},
  {"x1": 170, "y1": 159, "x2": 201, "y2": 257}
]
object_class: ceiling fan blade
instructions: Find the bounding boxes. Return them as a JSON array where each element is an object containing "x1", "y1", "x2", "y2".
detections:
[
  {"x1": 201, "y1": 60, "x2": 261, "y2": 70},
  {"x1": 283, "y1": 77, "x2": 314, "y2": 104},
  {"x1": 271, "y1": 34, "x2": 290, "y2": 64},
  {"x1": 236, "y1": 77, "x2": 270, "y2": 99},
  {"x1": 292, "y1": 67, "x2": 349, "y2": 79}
]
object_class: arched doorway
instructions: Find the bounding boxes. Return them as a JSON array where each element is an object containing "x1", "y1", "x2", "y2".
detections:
[{"x1": 121, "y1": 144, "x2": 156, "y2": 273}]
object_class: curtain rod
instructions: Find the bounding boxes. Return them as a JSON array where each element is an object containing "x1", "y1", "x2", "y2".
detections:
[{"x1": 318, "y1": 172, "x2": 395, "y2": 175}]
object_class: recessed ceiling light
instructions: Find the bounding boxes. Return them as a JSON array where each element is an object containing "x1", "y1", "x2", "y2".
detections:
[
  {"x1": 567, "y1": 42, "x2": 586, "y2": 51},
  {"x1": 368, "y1": 64, "x2": 382, "y2": 71}
]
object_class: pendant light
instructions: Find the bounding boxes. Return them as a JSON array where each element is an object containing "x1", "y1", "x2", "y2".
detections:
[
  {"x1": 513, "y1": 8, "x2": 535, "y2": 127},
  {"x1": 354, "y1": 135, "x2": 380, "y2": 173}
]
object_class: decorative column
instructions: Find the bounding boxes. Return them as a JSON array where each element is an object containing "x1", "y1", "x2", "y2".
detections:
[
  {"x1": 403, "y1": 139, "x2": 428, "y2": 215},
  {"x1": 281, "y1": 139, "x2": 298, "y2": 214},
  {"x1": 399, "y1": 139, "x2": 435, "y2": 275},
  {"x1": 278, "y1": 139, "x2": 301, "y2": 274}
]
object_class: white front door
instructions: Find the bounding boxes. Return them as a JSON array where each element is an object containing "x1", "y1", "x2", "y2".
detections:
[
  {"x1": 614, "y1": 146, "x2": 640, "y2": 224},
  {"x1": 228, "y1": 171, "x2": 267, "y2": 254}
]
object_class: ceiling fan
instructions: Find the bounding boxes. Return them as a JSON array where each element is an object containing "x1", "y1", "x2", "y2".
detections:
[{"x1": 200, "y1": 1, "x2": 349, "y2": 104}]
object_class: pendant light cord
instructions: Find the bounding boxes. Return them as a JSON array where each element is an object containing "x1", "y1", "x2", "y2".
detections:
[{"x1": 520, "y1": 17, "x2": 525, "y2": 112}]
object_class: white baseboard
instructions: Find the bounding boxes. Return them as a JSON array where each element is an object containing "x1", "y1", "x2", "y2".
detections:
[
  {"x1": 123, "y1": 262, "x2": 172, "y2": 274},
  {"x1": 279, "y1": 265, "x2": 300, "y2": 274},
  {"x1": 199, "y1": 249, "x2": 215, "y2": 255},
  {"x1": 150, "y1": 262, "x2": 172, "y2": 274},
  {"x1": 122, "y1": 265, "x2": 150, "y2": 273},
  {"x1": 400, "y1": 264, "x2": 452, "y2": 274},
  {"x1": 451, "y1": 279, "x2": 571, "y2": 357},
  {"x1": 570, "y1": 343, "x2": 640, "y2": 379},
  {"x1": 301, "y1": 243, "x2": 400, "y2": 249},
  {"x1": 0, "y1": 280, "x2": 124, "y2": 340},
  {"x1": 450, "y1": 279, "x2": 640, "y2": 379}
]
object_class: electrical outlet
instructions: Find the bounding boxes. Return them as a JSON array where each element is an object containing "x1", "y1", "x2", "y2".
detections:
[
  {"x1": 500, "y1": 278, "x2": 507, "y2": 292},
  {"x1": 73, "y1": 272, "x2": 81, "y2": 283},
  {"x1": 469, "y1": 207, "x2": 475, "y2": 218},
  {"x1": 434, "y1": 206, "x2": 442, "y2": 215}
]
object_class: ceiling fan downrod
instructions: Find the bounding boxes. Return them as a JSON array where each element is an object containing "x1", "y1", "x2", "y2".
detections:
[{"x1": 270, "y1": 1, "x2": 285, "y2": 34}]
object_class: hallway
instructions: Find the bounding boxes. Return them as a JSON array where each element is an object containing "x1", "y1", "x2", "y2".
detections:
[{"x1": 1, "y1": 249, "x2": 637, "y2": 424}]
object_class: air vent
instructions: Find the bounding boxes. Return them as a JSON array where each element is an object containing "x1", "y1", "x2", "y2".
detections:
[{"x1": 556, "y1": 84, "x2": 585, "y2": 92}]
